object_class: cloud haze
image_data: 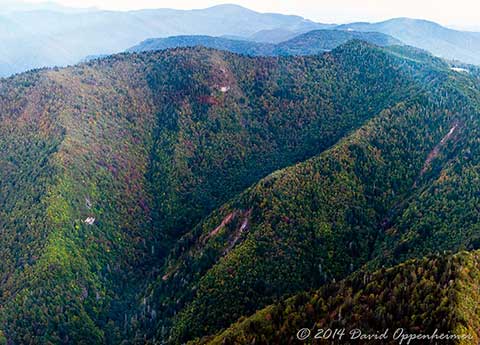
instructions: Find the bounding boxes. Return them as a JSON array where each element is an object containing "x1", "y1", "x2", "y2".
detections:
[{"x1": 23, "y1": 0, "x2": 480, "y2": 29}]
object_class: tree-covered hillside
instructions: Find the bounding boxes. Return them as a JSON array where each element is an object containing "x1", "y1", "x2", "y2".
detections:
[
  {"x1": 0, "y1": 42, "x2": 417, "y2": 343},
  {"x1": 0, "y1": 40, "x2": 480, "y2": 345},
  {"x1": 197, "y1": 250, "x2": 480, "y2": 345},
  {"x1": 127, "y1": 30, "x2": 401, "y2": 57},
  {"x1": 273, "y1": 30, "x2": 401, "y2": 55},
  {"x1": 126, "y1": 36, "x2": 275, "y2": 56},
  {"x1": 142, "y1": 42, "x2": 480, "y2": 344}
]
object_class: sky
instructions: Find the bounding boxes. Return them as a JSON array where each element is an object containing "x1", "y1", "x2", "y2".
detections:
[{"x1": 24, "y1": 0, "x2": 480, "y2": 30}]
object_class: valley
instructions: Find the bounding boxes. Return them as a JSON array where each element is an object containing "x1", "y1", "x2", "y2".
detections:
[
  {"x1": 1, "y1": 2, "x2": 480, "y2": 344},
  {"x1": 0, "y1": 40, "x2": 479, "y2": 343}
]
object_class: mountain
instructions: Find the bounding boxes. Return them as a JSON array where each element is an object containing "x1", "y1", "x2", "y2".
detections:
[
  {"x1": 1, "y1": 39, "x2": 480, "y2": 344},
  {"x1": 272, "y1": 29, "x2": 402, "y2": 55},
  {"x1": 338, "y1": 18, "x2": 480, "y2": 65},
  {"x1": 2, "y1": 3, "x2": 480, "y2": 78},
  {"x1": 0, "y1": 0, "x2": 94, "y2": 13},
  {"x1": 247, "y1": 28, "x2": 309, "y2": 43},
  {"x1": 127, "y1": 30, "x2": 401, "y2": 56},
  {"x1": 198, "y1": 250, "x2": 480, "y2": 344},
  {"x1": 0, "y1": 41, "x2": 415, "y2": 344},
  {"x1": 244, "y1": 24, "x2": 338, "y2": 44},
  {"x1": 126, "y1": 35, "x2": 276, "y2": 56},
  {"x1": 0, "y1": 4, "x2": 326, "y2": 77},
  {"x1": 145, "y1": 43, "x2": 480, "y2": 344}
]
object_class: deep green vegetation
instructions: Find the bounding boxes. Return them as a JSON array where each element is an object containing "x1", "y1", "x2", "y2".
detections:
[
  {"x1": 145, "y1": 43, "x2": 480, "y2": 344},
  {"x1": 1, "y1": 39, "x2": 480, "y2": 345},
  {"x1": 0, "y1": 59, "x2": 160, "y2": 344},
  {"x1": 196, "y1": 250, "x2": 480, "y2": 345},
  {"x1": 143, "y1": 42, "x2": 417, "y2": 249}
]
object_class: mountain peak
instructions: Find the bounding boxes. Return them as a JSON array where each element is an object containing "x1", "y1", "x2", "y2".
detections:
[
  {"x1": 202, "y1": 3, "x2": 255, "y2": 13},
  {"x1": 382, "y1": 17, "x2": 445, "y2": 28}
]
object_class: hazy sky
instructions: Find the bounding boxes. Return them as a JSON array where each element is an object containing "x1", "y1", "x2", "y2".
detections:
[{"x1": 26, "y1": 0, "x2": 480, "y2": 30}]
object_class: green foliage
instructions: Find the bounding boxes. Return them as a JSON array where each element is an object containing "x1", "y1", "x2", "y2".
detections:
[
  {"x1": 198, "y1": 251, "x2": 480, "y2": 345},
  {"x1": 0, "y1": 61, "x2": 159, "y2": 343},
  {"x1": 1, "y1": 40, "x2": 480, "y2": 345},
  {"x1": 144, "y1": 42, "x2": 418, "y2": 249},
  {"x1": 145, "y1": 44, "x2": 480, "y2": 343}
]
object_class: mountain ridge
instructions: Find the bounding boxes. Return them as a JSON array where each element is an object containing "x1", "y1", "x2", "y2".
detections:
[
  {"x1": 2, "y1": 4, "x2": 480, "y2": 77},
  {"x1": 196, "y1": 250, "x2": 480, "y2": 345},
  {"x1": 1, "y1": 36, "x2": 480, "y2": 345},
  {"x1": 0, "y1": 41, "x2": 435, "y2": 343},
  {"x1": 129, "y1": 42, "x2": 480, "y2": 343},
  {"x1": 126, "y1": 30, "x2": 402, "y2": 57},
  {"x1": 338, "y1": 17, "x2": 480, "y2": 64},
  {"x1": 0, "y1": 4, "x2": 326, "y2": 77}
]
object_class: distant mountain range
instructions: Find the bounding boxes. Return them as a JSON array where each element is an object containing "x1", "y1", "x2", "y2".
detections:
[
  {"x1": 0, "y1": 4, "x2": 324, "y2": 77},
  {"x1": 127, "y1": 30, "x2": 401, "y2": 56},
  {"x1": 338, "y1": 18, "x2": 480, "y2": 65},
  {"x1": 1, "y1": 4, "x2": 480, "y2": 77}
]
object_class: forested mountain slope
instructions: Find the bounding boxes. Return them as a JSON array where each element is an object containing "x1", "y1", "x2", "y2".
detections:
[
  {"x1": 127, "y1": 30, "x2": 401, "y2": 56},
  {"x1": 0, "y1": 56, "x2": 160, "y2": 344},
  {"x1": 271, "y1": 30, "x2": 401, "y2": 55},
  {"x1": 0, "y1": 41, "x2": 429, "y2": 343},
  {"x1": 197, "y1": 250, "x2": 480, "y2": 345},
  {"x1": 126, "y1": 35, "x2": 276, "y2": 56},
  {"x1": 1, "y1": 41, "x2": 480, "y2": 345},
  {"x1": 139, "y1": 46, "x2": 480, "y2": 343}
]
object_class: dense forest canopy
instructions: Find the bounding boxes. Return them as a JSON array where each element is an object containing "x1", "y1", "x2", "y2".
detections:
[
  {"x1": 0, "y1": 39, "x2": 479, "y2": 344},
  {"x1": 197, "y1": 250, "x2": 480, "y2": 345}
]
